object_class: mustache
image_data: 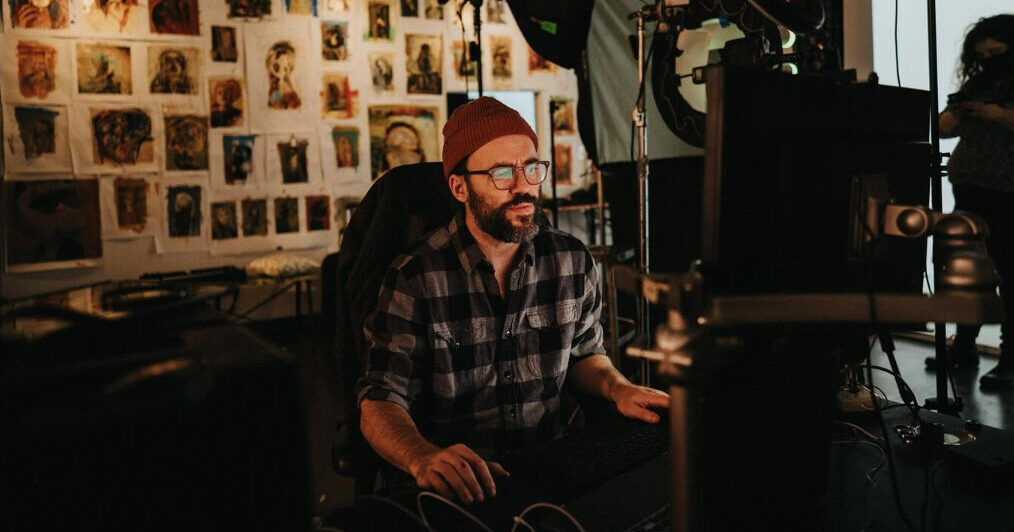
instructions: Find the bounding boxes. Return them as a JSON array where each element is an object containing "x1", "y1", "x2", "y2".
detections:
[{"x1": 506, "y1": 193, "x2": 540, "y2": 208}]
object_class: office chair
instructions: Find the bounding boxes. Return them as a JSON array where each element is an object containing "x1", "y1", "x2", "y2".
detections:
[{"x1": 327, "y1": 162, "x2": 460, "y2": 496}]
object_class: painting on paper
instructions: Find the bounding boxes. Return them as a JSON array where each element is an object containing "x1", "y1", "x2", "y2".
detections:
[
  {"x1": 148, "y1": 45, "x2": 200, "y2": 95},
  {"x1": 367, "y1": 2, "x2": 390, "y2": 41},
  {"x1": 8, "y1": 0, "x2": 70, "y2": 30},
  {"x1": 370, "y1": 52, "x2": 393, "y2": 92},
  {"x1": 306, "y1": 195, "x2": 330, "y2": 231},
  {"x1": 321, "y1": 21, "x2": 348, "y2": 61},
  {"x1": 149, "y1": 0, "x2": 200, "y2": 35},
  {"x1": 368, "y1": 105, "x2": 438, "y2": 180},
  {"x1": 552, "y1": 97, "x2": 575, "y2": 134},
  {"x1": 212, "y1": 26, "x2": 240, "y2": 62},
  {"x1": 228, "y1": 0, "x2": 271, "y2": 18},
  {"x1": 331, "y1": 127, "x2": 358, "y2": 169},
  {"x1": 490, "y1": 35, "x2": 512, "y2": 86},
  {"x1": 223, "y1": 135, "x2": 256, "y2": 184},
  {"x1": 242, "y1": 198, "x2": 268, "y2": 236},
  {"x1": 554, "y1": 143, "x2": 572, "y2": 185},
  {"x1": 165, "y1": 114, "x2": 208, "y2": 171},
  {"x1": 406, "y1": 34, "x2": 441, "y2": 95},
  {"x1": 277, "y1": 139, "x2": 309, "y2": 183},
  {"x1": 285, "y1": 0, "x2": 315, "y2": 16},
  {"x1": 114, "y1": 177, "x2": 149, "y2": 233},
  {"x1": 274, "y1": 197, "x2": 299, "y2": 233},
  {"x1": 211, "y1": 201, "x2": 239, "y2": 239},
  {"x1": 81, "y1": 0, "x2": 143, "y2": 34},
  {"x1": 452, "y1": 40, "x2": 476, "y2": 80},
  {"x1": 16, "y1": 41, "x2": 58, "y2": 99},
  {"x1": 166, "y1": 184, "x2": 202, "y2": 237},
  {"x1": 5, "y1": 179, "x2": 101, "y2": 269},
  {"x1": 76, "y1": 43, "x2": 132, "y2": 95},
  {"x1": 321, "y1": 73, "x2": 353, "y2": 119},
  {"x1": 209, "y1": 77, "x2": 245, "y2": 128},
  {"x1": 528, "y1": 47, "x2": 557, "y2": 74},
  {"x1": 90, "y1": 108, "x2": 154, "y2": 166}
]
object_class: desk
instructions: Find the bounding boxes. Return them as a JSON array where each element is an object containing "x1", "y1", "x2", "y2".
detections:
[{"x1": 222, "y1": 273, "x2": 317, "y2": 323}]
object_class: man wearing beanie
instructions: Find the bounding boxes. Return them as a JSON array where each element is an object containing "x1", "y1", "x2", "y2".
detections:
[{"x1": 356, "y1": 97, "x2": 669, "y2": 505}]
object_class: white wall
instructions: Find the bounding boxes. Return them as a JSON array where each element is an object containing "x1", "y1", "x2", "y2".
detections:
[{"x1": 871, "y1": 0, "x2": 1009, "y2": 348}]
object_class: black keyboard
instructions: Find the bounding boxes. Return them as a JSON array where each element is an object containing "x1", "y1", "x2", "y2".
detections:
[{"x1": 502, "y1": 418, "x2": 669, "y2": 502}]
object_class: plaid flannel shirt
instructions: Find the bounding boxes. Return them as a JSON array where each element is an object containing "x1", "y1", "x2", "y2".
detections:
[{"x1": 357, "y1": 211, "x2": 604, "y2": 455}]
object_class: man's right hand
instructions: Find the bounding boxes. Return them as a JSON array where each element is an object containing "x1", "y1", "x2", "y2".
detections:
[{"x1": 408, "y1": 443, "x2": 510, "y2": 504}]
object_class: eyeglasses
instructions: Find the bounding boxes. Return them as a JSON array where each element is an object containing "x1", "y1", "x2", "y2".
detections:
[{"x1": 463, "y1": 161, "x2": 550, "y2": 190}]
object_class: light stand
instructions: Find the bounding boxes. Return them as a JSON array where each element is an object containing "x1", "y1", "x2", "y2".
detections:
[
  {"x1": 632, "y1": 7, "x2": 653, "y2": 385},
  {"x1": 922, "y1": 0, "x2": 961, "y2": 416}
]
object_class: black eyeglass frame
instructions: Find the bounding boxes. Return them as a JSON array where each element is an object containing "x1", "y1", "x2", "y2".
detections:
[{"x1": 461, "y1": 160, "x2": 551, "y2": 190}]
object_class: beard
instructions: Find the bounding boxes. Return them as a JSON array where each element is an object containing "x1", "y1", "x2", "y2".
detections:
[{"x1": 466, "y1": 183, "x2": 541, "y2": 243}]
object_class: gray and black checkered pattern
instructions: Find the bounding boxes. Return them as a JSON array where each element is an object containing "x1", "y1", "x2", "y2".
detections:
[{"x1": 357, "y1": 211, "x2": 604, "y2": 455}]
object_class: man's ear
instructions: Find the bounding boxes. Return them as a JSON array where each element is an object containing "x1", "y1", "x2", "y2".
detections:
[{"x1": 447, "y1": 174, "x2": 468, "y2": 204}]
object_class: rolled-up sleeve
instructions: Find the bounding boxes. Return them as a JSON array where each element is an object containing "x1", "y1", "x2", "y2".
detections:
[
  {"x1": 570, "y1": 249, "x2": 604, "y2": 360},
  {"x1": 356, "y1": 260, "x2": 428, "y2": 411}
]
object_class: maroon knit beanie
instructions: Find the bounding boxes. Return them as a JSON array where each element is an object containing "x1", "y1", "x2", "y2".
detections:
[{"x1": 442, "y1": 96, "x2": 538, "y2": 177}]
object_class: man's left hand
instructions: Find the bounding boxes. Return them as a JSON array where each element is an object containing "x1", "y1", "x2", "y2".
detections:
[{"x1": 611, "y1": 383, "x2": 671, "y2": 423}]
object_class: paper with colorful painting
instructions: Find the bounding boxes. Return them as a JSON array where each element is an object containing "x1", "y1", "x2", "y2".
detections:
[
  {"x1": 70, "y1": 103, "x2": 162, "y2": 174},
  {"x1": 100, "y1": 175, "x2": 161, "y2": 239},
  {"x1": 367, "y1": 104, "x2": 438, "y2": 180},
  {"x1": 2, "y1": 36, "x2": 73, "y2": 104},
  {"x1": 4, "y1": 178, "x2": 102, "y2": 272},
  {"x1": 244, "y1": 19, "x2": 315, "y2": 132}
]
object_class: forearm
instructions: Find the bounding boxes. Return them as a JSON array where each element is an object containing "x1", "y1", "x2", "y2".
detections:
[
  {"x1": 993, "y1": 107, "x2": 1014, "y2": 132},
  {"x1": 360, "y1": 398, "x2": 439, "y2": 476},
  {"x1": 939, "y1": 110, "x2": 961, "y2": 138},
  {"x1": 566, "y1": 354, "x2": 631, "y2": 401}
]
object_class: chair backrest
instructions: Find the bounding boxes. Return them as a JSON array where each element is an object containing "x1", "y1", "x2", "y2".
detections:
[{"x1": 331, "y1": 162, "x2": 459, "y2": 454}]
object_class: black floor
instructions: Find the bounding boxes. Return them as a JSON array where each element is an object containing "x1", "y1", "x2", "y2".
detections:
[{"x1": 868, "y1": 337, "x2": 1013, "y2": 431}]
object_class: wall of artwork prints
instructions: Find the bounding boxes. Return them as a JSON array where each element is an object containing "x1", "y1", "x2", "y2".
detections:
[{"x1": 1, "y1": 0, "x2": 587, "y2": 299}]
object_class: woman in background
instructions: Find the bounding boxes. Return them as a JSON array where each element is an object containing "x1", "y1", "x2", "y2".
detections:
[{"x1": 936, "y1": 14, "x2": 1014, "y2": 389}]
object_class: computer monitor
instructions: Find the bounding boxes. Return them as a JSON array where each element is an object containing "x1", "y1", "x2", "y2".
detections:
[
  {"x1": 447, "y1": 90, "x2": 538, "y2": 131},
  {"x1": 701, "y1": 65, "x2": 931, "y2": 295}
]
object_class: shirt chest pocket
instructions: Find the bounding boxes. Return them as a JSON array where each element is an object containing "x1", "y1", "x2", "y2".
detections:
[
  {"x1": 431, "y1": 323, "x2": 495, "y2": 396},
  {"x1": 518, "y1": 302, "x2": 580, "y2": 380}
]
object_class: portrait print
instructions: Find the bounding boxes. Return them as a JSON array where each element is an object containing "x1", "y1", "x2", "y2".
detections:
[
  {"x1": 528, "y1": 47, "x2": 557, "y2": 74},
  {"x1": 331, "y1": 127, "x2": 358, "y2": 168},
  {"x1": 486, "y1": 0, "x2": 506, "y2": 23},
  {"x1": 266, "y1": 41, "x2": 301, "y2": 110},
  {"x1": 406, "y1": 34, "x2": 441, "y2": 95},
  {"x1": 242, "y1": 198, "x2": 268, "y2": 236},
  {"x1": 17, "y1": 42, "x2": 57, "y2": 99},
  {"x1": 274, "y1": 197, "x2": 299, "y2": 233},
  {"x1": 321, "y1": 21, "x2": 349, "y2": 61},
  {"x1": 554, "y1": 143, "x2": 572, "y2": 185},
  {"x1": 90, "y1": 108, "x2": 153, "y2": 165},
  {"x1": 223, "y1": 135, "x2": 255, "y2": 184},
  {"x1": 423, "y1": 0, "x2": 442, "y2": 19},
  {"x1": 76, "y1": 43, "x2": 132, "y2": 95},
  {"x1": 277, "y1": 139, "x2": 309, "y2": 183},
  {"x1": 368, "y1": 2, "x2": 390, "y2": 41},
  {"x1": 148, "y1": 46, "x2": 200, "y2": 95},
  {"x1": 114, "y1": 177, "x2": 148, "y2": 233},
  {"x1": 5, "y1": 179, "x2": 101, "y2": 269},
  {"x1": 165, "y1": 115, "x2": 208, "y2": 171},
  {"x1": 212, "y1": 26, "x2": 239, "y2": 62},
  {"x1": 228, "y1": 0, "x2": 271, "y2": 18},
  {"x1": 5, "y1": 104, "x2": 71, "y2": 173},
  {"x1": 285, "y1": 0, "x2": 315, "y2": 16},
  {"x1": 368, "y1": 105, "x2": 438, "y2": 180},
  {"x1": 401, "y1": 0, "x2": 416, "y2": 17},
  {"x1": 166, "y1": 185, "x2": 202, "y2": 237},
  {"x1": 9, "y1": 0, "x2": 70, "y2": 29},
  {"x1": 452, "y1": 40, "x2": 476, "y2": 80},
  {"x1": 211, "y1": 201, "x2": 239, "y2": 239},
  {"x1": 149, "y1": 0, "x2": 200, "y2": 35},
  {"x1": 322, "y1": 73, "x2": 351, "y2": 119},
  {"x1": 209, "y1": 77, "x2": 245, "y2": 128},
  {"x1": 14, "y1": 106, "x2": 58, "y2": 159},
  {"x1": 81, "y1": 0, "x2": 142, "y2": 34},
  {"x1": 552, "y1": 97, "x2": 575, "y2": 134},
  {"x1": 490, "y1": 35, "x2": 512, "y2": 86},
  {"x1": 370, "y1": 52, "x2": 394, "y2": 92},
  {"x1": 306, "y1": 195, "x2": 330, "y2": 231}
]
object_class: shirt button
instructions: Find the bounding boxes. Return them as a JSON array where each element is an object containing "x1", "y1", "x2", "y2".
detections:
[
  {"x1": 509, "y1": 408, "x2": 516, "y2": 418},
  {"x1": 505, "y1": 330, "x2": 512, "y2": 338},
  {"x1": 504, "y1": 370, "x2": 512, "y2": 380}
]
